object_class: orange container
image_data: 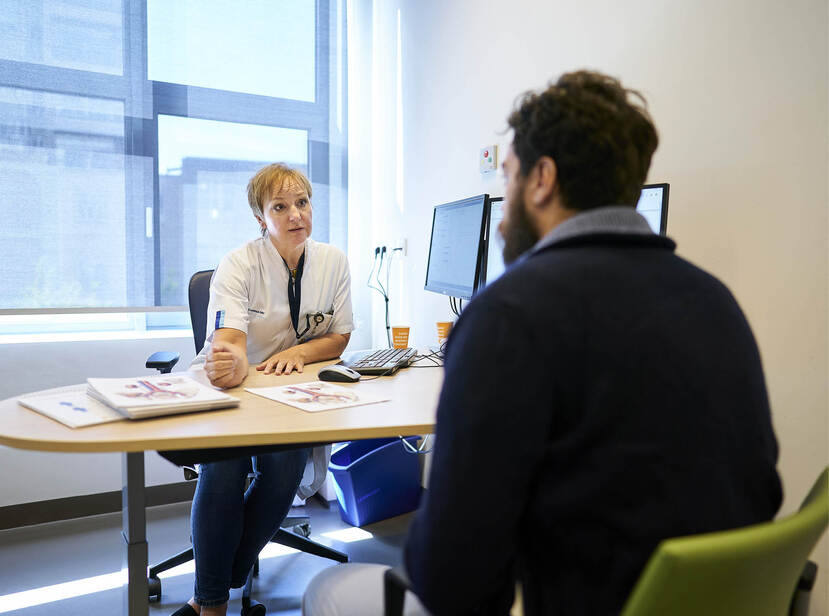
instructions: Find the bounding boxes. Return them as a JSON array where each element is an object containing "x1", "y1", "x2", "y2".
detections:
[
  {"x1": 436, "y1": 321, "x2": 453, "y2": 345},
  {"x1": 392, "y1": 326, "x2": 410, "y2": 349}
]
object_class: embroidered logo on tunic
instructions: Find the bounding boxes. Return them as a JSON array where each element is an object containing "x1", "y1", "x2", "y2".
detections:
[
  {"x1": 248, "y1": 308, "x2": 265, "y2": 315},
  {"x1": 215, "y1": 310, "x2": 225, "y2": 329}
]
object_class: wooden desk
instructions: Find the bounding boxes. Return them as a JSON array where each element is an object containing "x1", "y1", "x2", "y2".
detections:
[{"x1": 0, "y1": 362, "x2": 442, "y2": 615}]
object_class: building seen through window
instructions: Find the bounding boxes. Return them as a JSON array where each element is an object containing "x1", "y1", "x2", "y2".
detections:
[{"x1": 0, "y1": 0, "x2": 347, "y2": 318}]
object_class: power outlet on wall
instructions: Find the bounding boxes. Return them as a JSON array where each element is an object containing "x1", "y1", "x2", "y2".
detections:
[{"x1": 394, "y1": 238, "x2": 408, "y2": 256}]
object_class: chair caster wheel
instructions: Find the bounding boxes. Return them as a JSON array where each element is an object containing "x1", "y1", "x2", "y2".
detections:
[
  {"x1": 241, "y1": 600, "x2": 266, "y2": 615},
  {"x1": 147, "y1": 576, "x2": 161, "y2": 601},
  {"x1": 293, "y1": 523, "x2": 311, "y2": 538}
]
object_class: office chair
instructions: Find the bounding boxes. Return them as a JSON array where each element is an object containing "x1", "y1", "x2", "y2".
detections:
[
  {"x1": 383, "y1": 467, "x2": 828, "y2": 616},
  {"x1": 146, "y1": 269, "x2": 348, "y2": 614},
  {"x1": 620, "y1": 466, "x2": 827, "y2": 615}
]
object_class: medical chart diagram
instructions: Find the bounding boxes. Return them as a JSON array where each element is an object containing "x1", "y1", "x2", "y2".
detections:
[
  {"x1": 114, "y1": 377, "x2": 199, "y2": 401},
  {"x1": 246, "y1": 381, "x2": 389, "y2": 412}
]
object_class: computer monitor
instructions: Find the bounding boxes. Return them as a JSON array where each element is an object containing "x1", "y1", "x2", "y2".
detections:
[
  {"x1": 478, "y1": 197, "x2": 506, "y2": 288},
  {"x1": 424, "y1": 194, "x2": 489, "y2": 300},
  {"x1": 478, "y1": 183, "x2": 670, "y2": 288},
  {"x1": 636, "y1": 183, "x2": 670, "y2": 235}
]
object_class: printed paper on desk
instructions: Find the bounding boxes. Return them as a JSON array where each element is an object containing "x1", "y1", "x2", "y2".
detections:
[
  {"x1": 86, "y1": 374, "x2": 238, "y2": 419},
  {"x1": 245, "y1": 381, "x2": 389, "y2": 413},
  {"x1": 88, "y1": 375, "x2": 222, "y2": 408},
  {"x1": 18, "y1": 384, "x2": 125, "y2": 428}
]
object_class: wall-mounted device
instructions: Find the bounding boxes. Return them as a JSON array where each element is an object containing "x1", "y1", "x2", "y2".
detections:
[{"x1": 479, "y1": 145, "x2": 497, "y2": 174}]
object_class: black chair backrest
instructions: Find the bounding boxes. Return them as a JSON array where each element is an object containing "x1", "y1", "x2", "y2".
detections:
[{"x1": 189, "y1": 269, "x2": 214, "y2": 355}]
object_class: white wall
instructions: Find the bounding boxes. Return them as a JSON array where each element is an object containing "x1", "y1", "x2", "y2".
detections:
[
  {"x1": 357, "y1": 0, "x2": 828, "y2": 612},
  {"x1": 0, "y1": 336, "x2": 196, "y2": 506}
]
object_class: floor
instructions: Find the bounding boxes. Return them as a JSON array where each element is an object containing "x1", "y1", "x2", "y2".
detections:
[{"x1": 0, "y1": 498, "x2": 414, "y2": 616}]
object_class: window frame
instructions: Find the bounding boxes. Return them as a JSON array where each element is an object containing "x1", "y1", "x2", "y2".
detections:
[{"x1": 0, "y1": 0, "x2": 343, "y2": 323}]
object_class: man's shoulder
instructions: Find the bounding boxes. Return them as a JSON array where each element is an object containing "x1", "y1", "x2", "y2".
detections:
[
  {"x1": 528, "y1": 235, "x2": 727, "y2": 289},
  {"x1": 476, "y1": 248, "x2": 576, "y2": 303},
  {"x1": 476, "y1": 239, "x2": 739, "y2": 327}
]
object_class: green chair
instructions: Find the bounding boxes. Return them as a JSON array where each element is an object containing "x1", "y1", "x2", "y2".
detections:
[{"x1": 621, "y1": 467, "x2": 828, "y2": 616}]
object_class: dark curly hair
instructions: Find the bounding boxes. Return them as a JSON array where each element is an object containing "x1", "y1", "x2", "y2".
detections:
[{"x1": 507, "y1": 70, "x2": 658, "y2": 210}]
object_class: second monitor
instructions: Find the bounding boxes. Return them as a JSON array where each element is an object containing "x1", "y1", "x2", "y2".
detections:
[{"x1": 479, "y1": 183, "x2": 670, "y2": 288}]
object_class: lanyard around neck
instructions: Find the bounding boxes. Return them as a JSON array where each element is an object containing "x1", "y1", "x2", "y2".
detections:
[{"x1": 283, "y1": 251, "x2": 306, "y2": 337}]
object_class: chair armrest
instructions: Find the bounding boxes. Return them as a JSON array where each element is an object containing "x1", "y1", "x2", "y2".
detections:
[
  {"x1": 384, "y1": 565, "x2": 412, "y2": 616},
  {"x1": 146, "y1": 351, "x2": 180, "y2": 374},
  {"x1": 789, "y1": 560, "x2": 818, "y2": 616},
  {"x1": 797, "y1": 560, "x2": 818, "y2": 591}
]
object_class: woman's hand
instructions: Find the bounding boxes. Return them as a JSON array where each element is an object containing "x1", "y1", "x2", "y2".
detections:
[
  {"x1": 256, "y1": 333, "x2": 350, "y2": 376},
  {"x1": 257, "y1": 346, "x2": 306, "y2": 375},
  {"x1": 204, "y1": 331, "x2": 249, "y2": 388}
]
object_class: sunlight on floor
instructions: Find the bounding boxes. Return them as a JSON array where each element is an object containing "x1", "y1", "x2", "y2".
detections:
[
  {"x1": 0, "y1": 529, "x2": 373, "y2": 613},
  {"x1": 0, "y1": 570, "x2": 127, "y2": 614},
  {"x1": 320, "y1": 527, "x2": 373, "y2": 543}
]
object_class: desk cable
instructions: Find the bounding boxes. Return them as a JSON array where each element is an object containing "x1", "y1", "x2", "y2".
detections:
[
  {"x1": 410, "y1": 351, "x2": 443, "y2": 367},
  {"x1": 398, "y1": 434, "x2": 432, "y2": 454},
  {"x1": 411, "y1": 340, "x2": 446, "y2": 367},
  {"x1": 367, "y1": 246, "x2": 404, "y2": 349},
  {"x1": 366, "y1": 247, "x2": 391, "y2": 347}
]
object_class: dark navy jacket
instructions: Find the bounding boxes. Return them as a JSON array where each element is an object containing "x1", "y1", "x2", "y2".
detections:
[{"x1": 404, "y1": 227, "x2": 782, "y2": 615}]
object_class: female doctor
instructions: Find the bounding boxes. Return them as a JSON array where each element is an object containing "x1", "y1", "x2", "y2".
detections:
[{"x1": 173, "y1": 164, "x2": 353, "y2": 616}]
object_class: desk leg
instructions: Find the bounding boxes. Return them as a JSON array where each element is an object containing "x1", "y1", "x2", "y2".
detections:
[{"x1": 122, "y1": 452, "x2": 149, "y2": 616}]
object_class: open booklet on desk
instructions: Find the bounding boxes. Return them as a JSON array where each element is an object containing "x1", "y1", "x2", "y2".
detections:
[{"x1": 18, "y1": 374, "x2": 239, "y2": 428}]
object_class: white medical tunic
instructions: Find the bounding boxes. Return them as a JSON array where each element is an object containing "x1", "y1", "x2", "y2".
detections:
[
  {"x1": 191, "y1": 236, "x2": 354, "y2": 498},
  {"x1": 196, "y1": 237, "x2": 353, "y2": 362}
]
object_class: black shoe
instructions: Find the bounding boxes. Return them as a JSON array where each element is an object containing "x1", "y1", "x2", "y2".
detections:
[
  {"x1": 241, "y1": 600, "x2": 266, "y2": 616},
  {"x1": 171, "y1": 604, "x2": 198, "y2": 616}
]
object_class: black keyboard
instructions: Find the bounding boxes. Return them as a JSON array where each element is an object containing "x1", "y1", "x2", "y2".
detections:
[{"x1": 341, "y1": 347, "x2": 417, "y2": 375}]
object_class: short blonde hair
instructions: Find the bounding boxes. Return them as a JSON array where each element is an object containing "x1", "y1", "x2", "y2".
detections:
[{"x1": 246, "y1": 163, "x2": 313, "y2": 236}]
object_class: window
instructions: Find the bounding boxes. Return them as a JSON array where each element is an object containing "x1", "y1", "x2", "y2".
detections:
[
  {"x1": 0, "y1": 0, "x2": 347, "y2": 318},
  {"x1": 156, "y1": 115, "x2": 309, "y2": 305},
  {"x1": 147, "y1": 1, "x2": 316, "y2": 101},
  {"x1": 0, "y1": 87, "x2": 133, "y2": 309}
]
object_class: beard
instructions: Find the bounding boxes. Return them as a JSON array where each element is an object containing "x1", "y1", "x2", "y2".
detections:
[{"x1": 501, "y1": 192, "x2": 539, "y2": 265}]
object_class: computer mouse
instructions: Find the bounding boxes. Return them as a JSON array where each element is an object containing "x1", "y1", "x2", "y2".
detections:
[{"x1": 317, "y1": 364, "x2": 361, "y2": 383}]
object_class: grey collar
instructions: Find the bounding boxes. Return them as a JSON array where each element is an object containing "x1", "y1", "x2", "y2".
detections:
[{"x1": 533, "y1": 206, "x2": 654, "y2": 253}]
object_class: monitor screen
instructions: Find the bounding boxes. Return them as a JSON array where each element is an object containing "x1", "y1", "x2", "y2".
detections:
[
  {"x1": 636, "y1": 183, "x2": 670, "y2": 235},
  {"x1": 479, "y1": 197, "x2": 506, "y2": 288},
  {"x1": 479, "y1": 184, "x2": 670, "y2": 289},
  {"x1": 424, "y1": 194, "x2": 489, "y2": 300}
]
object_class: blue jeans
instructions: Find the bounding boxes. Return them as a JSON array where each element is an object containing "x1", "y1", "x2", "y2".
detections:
[{"x1": 191, "y1": 448, "x2": 310, "y2": 607}]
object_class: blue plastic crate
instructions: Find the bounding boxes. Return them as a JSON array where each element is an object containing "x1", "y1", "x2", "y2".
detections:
[{"x1": 328, "y1": 436, "x2": 422, "y2": 527}]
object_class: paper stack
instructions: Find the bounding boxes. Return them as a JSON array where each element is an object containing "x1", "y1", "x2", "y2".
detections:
[{"x1": 86, "y1": 374, "x2": 239, "y2": 419}]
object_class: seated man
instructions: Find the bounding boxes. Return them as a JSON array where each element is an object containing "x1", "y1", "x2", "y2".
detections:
[{"x1": 303, "y1": 69, "x2": 782, "y2": 615}]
